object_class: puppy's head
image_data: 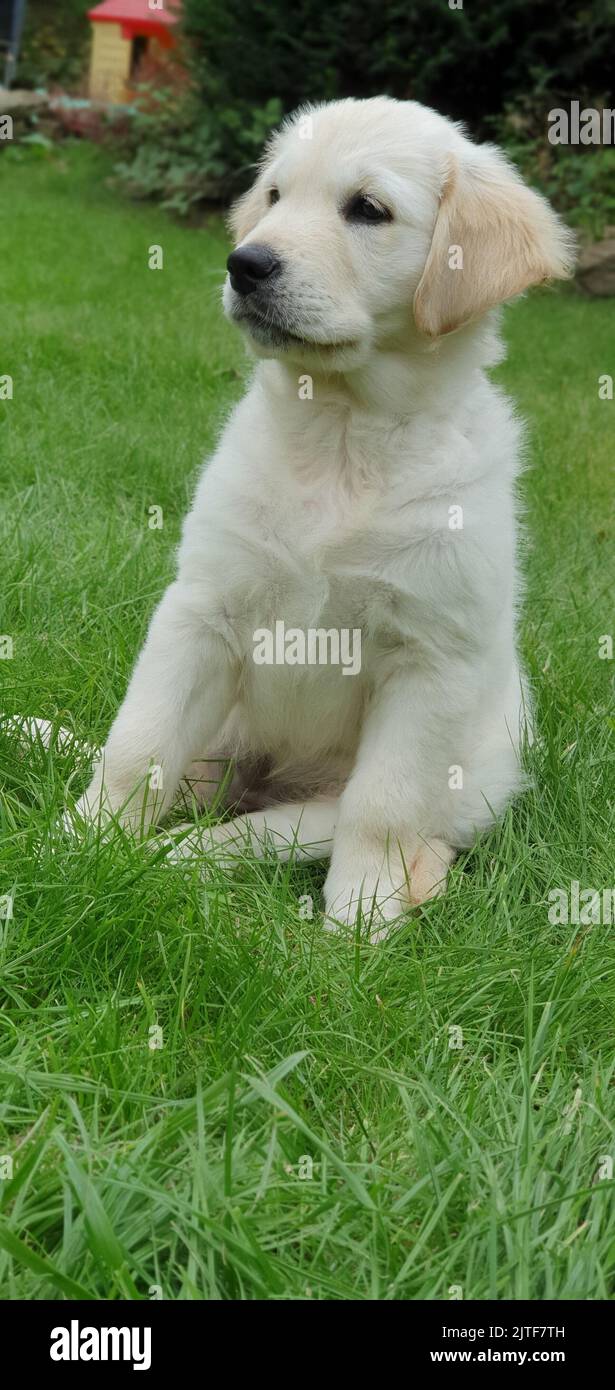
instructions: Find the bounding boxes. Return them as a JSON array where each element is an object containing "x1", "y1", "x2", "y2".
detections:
[{"x1": 224, "y1": 97, "x2": 573, "y2": 368}]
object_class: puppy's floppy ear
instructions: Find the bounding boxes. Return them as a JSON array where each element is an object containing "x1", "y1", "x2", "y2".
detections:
[
  {"x1": 414, "y1": 147, "x2": 575, "y2": 337},
  {"x1": 227, "y1": 181, "x2": 264, "y2": 245}
]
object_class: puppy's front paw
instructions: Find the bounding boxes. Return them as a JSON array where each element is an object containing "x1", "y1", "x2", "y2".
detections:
[
  {"x1": 63, "y1": 769, "x2": 113, "y2": 838},
  {"x1": 324, "y1": 869, "x2": 408, "y2": 942},
  {"x1": 323, "y1": 838, "x2": 456, "y2": 942},
  {"x1": 65, "y1": 765, "x2": 150, "y2": 839}
]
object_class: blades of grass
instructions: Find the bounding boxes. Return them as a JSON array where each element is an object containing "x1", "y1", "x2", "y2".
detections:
[
  {"x1": 55, "y1": 1133, "x2": 127, "y2": 1273},
  {"x1": 244, "y1": 1074, "x2": 376, "y2": 1210},
  {"x1": 0, "y1": 1223, "x2": 95, "y2": 1299}
]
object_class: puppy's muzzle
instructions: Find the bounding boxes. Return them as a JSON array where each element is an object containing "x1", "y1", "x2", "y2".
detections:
[{"x1": 227, "y1": 245, "x2": 282, "y2": 297}]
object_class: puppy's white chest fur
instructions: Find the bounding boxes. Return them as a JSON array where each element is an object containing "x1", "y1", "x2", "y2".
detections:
[{"x1": 182, "y1": 366, "x2": 516, "y2": 659}]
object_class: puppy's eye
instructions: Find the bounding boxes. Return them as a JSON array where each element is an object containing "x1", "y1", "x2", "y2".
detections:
[
  {"x1": 268, "y1": 187, "x2": 280, "y2": 206},
  {"x1": 344, "y1": 193, "x2": 392, "y2": 224}
]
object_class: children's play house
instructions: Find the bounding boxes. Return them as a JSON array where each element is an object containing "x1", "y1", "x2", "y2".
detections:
[{"x1": 88, "y1": 0, "x2": 180, "y2": 103}]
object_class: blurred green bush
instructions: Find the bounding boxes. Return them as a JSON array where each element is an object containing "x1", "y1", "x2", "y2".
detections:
[
  {"x1": 18, "y1": 0, "x2": 91, "y2": 89},
  {"x1": 182, "y1": 0, "x2": 614, "y2": 134}
]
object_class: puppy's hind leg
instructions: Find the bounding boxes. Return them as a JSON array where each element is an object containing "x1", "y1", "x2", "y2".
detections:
[{"x1": 164, "y1": 795, "x2": 338, "y2": 870}]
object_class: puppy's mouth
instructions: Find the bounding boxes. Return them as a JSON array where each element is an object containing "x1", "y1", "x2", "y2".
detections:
[{"x1": 231, "y1": 301, "x2": 358, "y2": 354}]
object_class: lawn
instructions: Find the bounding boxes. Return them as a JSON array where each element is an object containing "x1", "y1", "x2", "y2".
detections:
[{"x1": 0, "y1": 143, "x2": 613, "y2": 1301}]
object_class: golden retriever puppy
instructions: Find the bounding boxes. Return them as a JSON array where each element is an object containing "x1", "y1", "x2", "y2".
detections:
[{"x1": 74, "y1": 98, "x2": 573, "y2": 935}]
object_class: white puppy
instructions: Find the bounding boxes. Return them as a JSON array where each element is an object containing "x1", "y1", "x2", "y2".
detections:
[{"x1": 75, "y1": 97, "x2": 573, "y2": 934}]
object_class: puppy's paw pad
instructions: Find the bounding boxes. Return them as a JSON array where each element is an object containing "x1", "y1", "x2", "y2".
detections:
[{"x1": 408, "y1": 839, "x2": 456, "y2": 906}]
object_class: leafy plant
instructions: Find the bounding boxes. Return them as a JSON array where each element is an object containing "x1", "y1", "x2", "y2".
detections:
[
  {"x1": 114, "y1": 85, "x2": 282, "y2": 215},
  {"x1": 490, "y1": 98, "x2": 615, "y2": 239}
]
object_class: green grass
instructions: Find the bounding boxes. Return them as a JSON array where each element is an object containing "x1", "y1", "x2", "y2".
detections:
[{"x1": 0, "y1": 143, "x2": 614, "y2": 1301}]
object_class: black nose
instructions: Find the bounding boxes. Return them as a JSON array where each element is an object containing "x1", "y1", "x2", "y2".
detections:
[{"x1": 227, "y1": 244, "x2": 281, "y2": 296}]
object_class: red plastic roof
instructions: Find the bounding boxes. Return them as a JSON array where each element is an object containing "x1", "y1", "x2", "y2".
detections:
[{"x1": 89, "y1": 0, "x2": 180, "y2": 27}]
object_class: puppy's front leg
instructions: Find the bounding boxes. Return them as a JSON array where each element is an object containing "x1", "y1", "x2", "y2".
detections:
[
  {"x1": 75, "y1": 582, "x2": 237, "y2": 832},
  {"x1": 325, "y1": 667, "x2": 457, "y2": 936}
]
